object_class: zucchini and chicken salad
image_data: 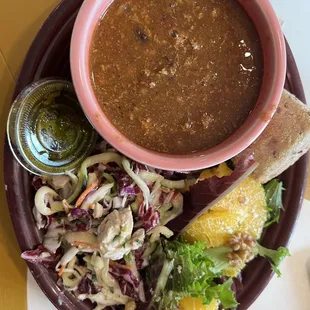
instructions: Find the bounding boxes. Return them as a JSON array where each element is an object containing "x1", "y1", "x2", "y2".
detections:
[{"x1": 22, "y1": 144, "x2": 289, "y2": 310}]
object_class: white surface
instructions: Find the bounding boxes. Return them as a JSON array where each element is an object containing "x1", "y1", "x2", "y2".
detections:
[
  {"x1": 27, "y1": 271, "x2": 56, "y2": 310},
  {"x1": 249, "y1": 200, "x2": 310, "y2": 310},
  {"x1": 270, "y1": 0, "x2": 310, "y2": 102},
  {"x1": 27, "y1": 1, "x2": 310, "y2": 309}
]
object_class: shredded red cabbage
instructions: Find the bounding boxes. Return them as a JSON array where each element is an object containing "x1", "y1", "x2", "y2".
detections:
[
  {"x1": 133, "y1": 163, "x2": 149, "y2": 174},
  {"x1": 118, "y1": 173, "x2": 141, "y2": 196},
  {"x1": 118, "y1": 278, "x2": 139, "y2": 300},
  {"x1": 134, "y1": 244, "x2": 148, "y2": 270},
  {"x1": 138, "y1": 204, "x2": 159, "y2": 233},
  {"x1": 109, "y1": 263, "x2": 142, "y2": 300},
  {"x1": 21, "y1": 245, "x2": 61, "y2": 268},
  {"x1": 67, "y1": 208, "x2": 92, "y2": 232},
  {"x1": 109, "y1": 264, "x2": 140, "y2": 288},
  {"x1": 32, "y1": 176, "x2": 44, "y2": 191},
  {"x1": 78, "y1": 274, "x2": 100, "y2": 295}
]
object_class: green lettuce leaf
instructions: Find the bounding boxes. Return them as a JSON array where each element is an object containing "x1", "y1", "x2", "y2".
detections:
[
  {"x1": 208, "y1": 278, "x2": 238, "y2": 309},
  {"x1": 264, "y1": 179, "x2": 285, "y2": 227},
  {"x1": 147, "y1": 240, "x2": 237, "y2": 310},
  {"x1": 254, "y1": 243, "x2": 290, "y2": 276},
  {"x1": 204, "y1": 246, "x2": 231, "y2": 273}
]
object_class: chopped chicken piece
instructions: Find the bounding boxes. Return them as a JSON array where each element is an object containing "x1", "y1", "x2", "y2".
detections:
[
  {"x1": 98, "y1": 208, "x2": 133, "y2": 251},
  {"x1": 126, "y1": 228, "x2": 145, "y2": 250},
  {"x1": 48, "y1": 175, "x2": 71, "y2": 190},
  {"x1": 98, "y1": 209, "x2": 145, "y2": 260},
  {"x1": 47, "y1": 175, "x2": 73, "y2": 199}
]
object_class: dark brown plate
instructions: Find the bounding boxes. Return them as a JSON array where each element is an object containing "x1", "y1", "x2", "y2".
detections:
[{"x1": 3, "y1": 0, "x2": 308, "y2": 309}]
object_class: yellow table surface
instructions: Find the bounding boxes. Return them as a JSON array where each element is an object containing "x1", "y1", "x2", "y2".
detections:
[
  {"x1": 0, "y1": 1, "x2": 60, "y2": 308},
  {"x1": 0, "y1": 0, "x2": 309, "y2": 309}
]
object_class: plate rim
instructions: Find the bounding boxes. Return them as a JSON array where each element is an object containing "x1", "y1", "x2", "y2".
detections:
[{"x1": 3, "y1": 1, "x2": 309, "y2": 309}]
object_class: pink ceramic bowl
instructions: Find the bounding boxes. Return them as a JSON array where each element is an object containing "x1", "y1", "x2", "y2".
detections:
[{"x1": 70, "y1": 0, "x2": 286, "y2": 171}]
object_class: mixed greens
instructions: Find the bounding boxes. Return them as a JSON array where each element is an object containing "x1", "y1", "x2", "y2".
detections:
[
  {"x1": 146, "y1": 240, "x2": 238, "y2": 310},
  {"x1": 22, "y1": 145, "x2": 290, "y2": 310}
]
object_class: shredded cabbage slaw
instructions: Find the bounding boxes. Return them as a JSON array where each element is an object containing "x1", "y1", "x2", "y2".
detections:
[{"x1": 23, "y1": 151, "x2": 187, "y2": 309}]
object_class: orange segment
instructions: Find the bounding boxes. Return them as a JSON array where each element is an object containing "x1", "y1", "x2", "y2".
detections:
[
  {"x1": 183, "y1": 176, "x2": 267, "y2": 247},
  {"x1": 180, "y1": 163, "x2": 267, "y2": 301},
  {"x1": 223, "y1": 263, "x2": 245, "y2": 277},
  {"x1": 199, "y1": 163, "x2": 232, "y2": 180},
  {"x1": 183, "y1": 162, "x2": 267, "y2": 248},
  {"x1": 183, "y1": 209, "x2": 240, "y2": 246},
  {"x1": 179, "y1": 297, "x2": 218, "y2": 310}
]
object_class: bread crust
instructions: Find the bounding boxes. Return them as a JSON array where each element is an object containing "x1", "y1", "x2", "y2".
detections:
[{"x1": 233, "y1": 90, "x2": 310, "y2": 183}]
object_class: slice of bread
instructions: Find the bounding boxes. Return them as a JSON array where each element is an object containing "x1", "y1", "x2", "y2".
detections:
[{"x1": 233, "y1": 89, "x2": 310, "y2": 184}]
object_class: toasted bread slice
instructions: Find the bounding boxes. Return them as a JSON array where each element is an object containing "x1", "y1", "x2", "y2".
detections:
[{"x1": 233, "y1": 90, "x2": 310, "y2": 184}]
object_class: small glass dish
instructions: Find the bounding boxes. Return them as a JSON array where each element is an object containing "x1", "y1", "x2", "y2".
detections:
[{"x1": 7, "y1": 79, "x2": 97, "y2": 175}]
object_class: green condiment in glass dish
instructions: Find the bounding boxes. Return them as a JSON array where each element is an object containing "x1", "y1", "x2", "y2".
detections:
[{"x1": 7, "y1": 79, "x2": 97, "y2": 175}]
